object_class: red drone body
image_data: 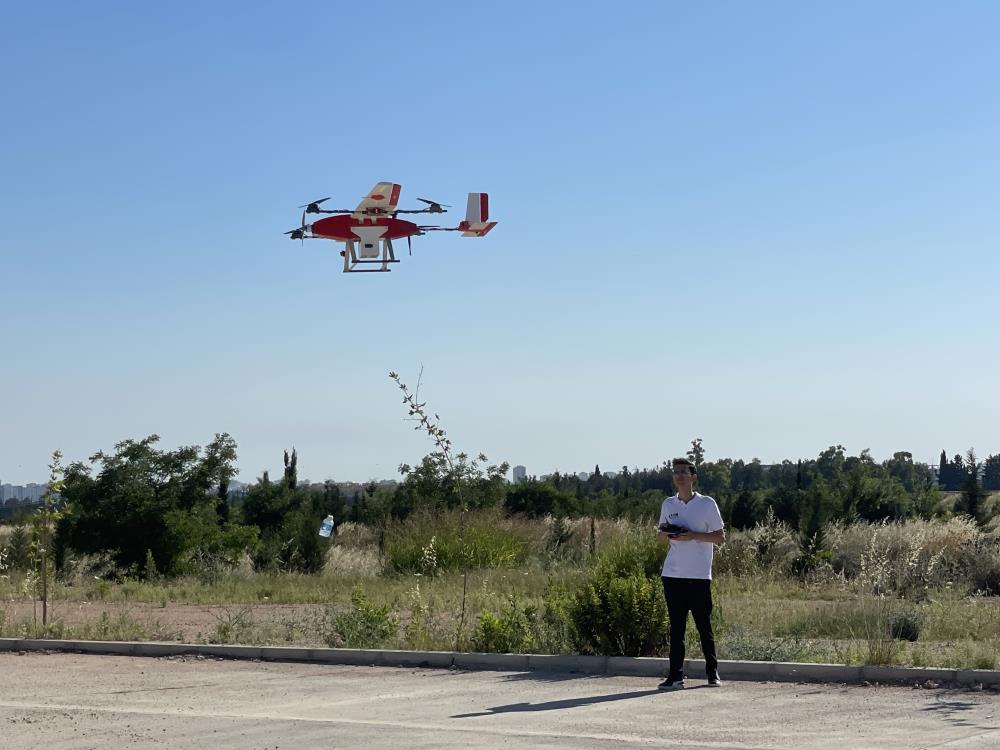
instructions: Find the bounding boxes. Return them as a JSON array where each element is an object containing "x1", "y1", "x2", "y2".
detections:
[{"x1": 311, "y1": 215, "x2": 420, "y2": 242}]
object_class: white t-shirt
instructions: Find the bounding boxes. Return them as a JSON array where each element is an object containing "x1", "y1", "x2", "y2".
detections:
[{"x1": 658, "y1": 492, "x2": 724, "y2": 580}]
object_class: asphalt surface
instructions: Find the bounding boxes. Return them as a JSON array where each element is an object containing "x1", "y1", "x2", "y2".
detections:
[{"x1": 1, "y1": 652, "x2": 999, "y2": 749}]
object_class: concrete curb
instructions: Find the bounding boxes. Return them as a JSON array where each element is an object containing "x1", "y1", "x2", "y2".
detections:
[{"x1": 1, "y1": 638, "x2": 997, "y2": 687}]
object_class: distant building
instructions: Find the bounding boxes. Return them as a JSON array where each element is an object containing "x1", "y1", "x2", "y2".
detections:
[
  {"x1": 512, "y1": 465, "x2": 526, "y2": 483},
  {"x1": 0, "y1": 482, "x2": 46, "y2": 506}
]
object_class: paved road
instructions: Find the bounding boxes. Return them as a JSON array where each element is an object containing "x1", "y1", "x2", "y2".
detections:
[{"x1": 1, "y1": 652, "x2": 998, "y2": 749}]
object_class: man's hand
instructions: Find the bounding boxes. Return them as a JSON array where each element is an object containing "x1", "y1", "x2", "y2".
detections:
[
  {"x1": 656, "y1": 526, "x2": 726, "y2": 545},
  {"x1": 668, "y1": 529, "x2": 726, "y2": 544}
]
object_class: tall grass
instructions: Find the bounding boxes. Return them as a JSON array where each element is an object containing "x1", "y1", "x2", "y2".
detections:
[{"x1": 382, "y1": 508, "x2": 531, "y2": 574}]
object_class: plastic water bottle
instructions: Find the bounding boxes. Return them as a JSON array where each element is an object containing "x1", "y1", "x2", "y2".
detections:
[{"x1": 318, "y1": 515, "x2": 335, "y2": 538}]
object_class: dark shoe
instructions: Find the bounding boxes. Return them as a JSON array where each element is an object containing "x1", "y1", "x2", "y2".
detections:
[
  {"x1": 707, "y1": 671, "x2": 721, "y2": 687},
  {"x1": 658, "y1": 674, "x2": 685, "y2": 690}
]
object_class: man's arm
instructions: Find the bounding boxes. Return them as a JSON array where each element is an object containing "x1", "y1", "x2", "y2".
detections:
[
  {"x1": 670, "y1": 528, "x2": 725, "y2": 544},
  {"x1": 695, "y1": 528, "x2": 726, "y2": 544}
]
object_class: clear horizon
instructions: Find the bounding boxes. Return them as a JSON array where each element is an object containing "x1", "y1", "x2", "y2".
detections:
[{"x1": 3, "y1": 3, "x2": 999, "y2": 486}]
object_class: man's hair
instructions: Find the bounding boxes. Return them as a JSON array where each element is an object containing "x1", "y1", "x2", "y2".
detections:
[{"x1": 672, "y1": 457, "x2": 696, "y2": 474}]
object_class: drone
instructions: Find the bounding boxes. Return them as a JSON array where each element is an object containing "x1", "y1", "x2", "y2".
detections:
[{"x1": 285, "y1": 182, "x2": 497, "y2": 273}]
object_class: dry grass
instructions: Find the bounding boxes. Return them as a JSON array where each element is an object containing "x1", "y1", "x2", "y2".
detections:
[{"x1": 323, "y1": 545, "x2": 381, "y2": 578}]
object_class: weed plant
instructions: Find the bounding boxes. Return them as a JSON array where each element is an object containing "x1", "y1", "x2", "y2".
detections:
[{"x1": 322, "y1": 587, "x2": 399, "y2": 648}]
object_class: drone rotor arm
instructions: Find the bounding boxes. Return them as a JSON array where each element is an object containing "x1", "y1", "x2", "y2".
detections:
[
  {"x1": 416, "y1": 198, "x2": 451, "y2": 213},
  {"x1": 299, "y1": 197, "x2": 332, "y2": 213}
]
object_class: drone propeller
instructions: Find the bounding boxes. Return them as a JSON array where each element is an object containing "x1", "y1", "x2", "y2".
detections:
[
  {"x1": 284, "y1": 210, "x2": 309, "y2": 244},
  {"x1": 300, "y1": 197, "x2": 331, "y2": 214},
  {"x1": 416, "y1": 198, "x2": 450, "y2": 213},
  {"x1": 407, "y1": 235, "x2": 412, "y2": 255}
]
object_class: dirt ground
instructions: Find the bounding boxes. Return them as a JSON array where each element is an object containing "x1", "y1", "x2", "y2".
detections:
[{"x1": 4, "y1": 601, "x2": 331, "y2": 645}]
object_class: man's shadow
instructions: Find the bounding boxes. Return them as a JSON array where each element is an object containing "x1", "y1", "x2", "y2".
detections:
[{"x1": 452, "y1": 684, "x2": 709, "y2": 718}]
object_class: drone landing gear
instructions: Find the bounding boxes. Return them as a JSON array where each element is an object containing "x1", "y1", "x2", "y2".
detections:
[{"x1": 341, "y1": 237, "x2": 400, "y2": 273}]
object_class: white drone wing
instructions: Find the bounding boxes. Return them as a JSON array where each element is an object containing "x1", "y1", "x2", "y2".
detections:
[{"x1": 355, "y1": 182, "x2": 402, "y2": 214}]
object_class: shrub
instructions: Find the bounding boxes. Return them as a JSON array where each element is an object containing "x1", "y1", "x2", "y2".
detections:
[
  {"x1": 4, "y1": 526, "x2": 31, "y2": 572},
  {"x1": 589, "y1": 526, "x2": 664, "y2": 580},
  {"x1": 86, "y1": 610, "x2": 152, "y2": 641},
  {"x1": 860, "y1": 595, "x2": 901, "y2": 665},
  {"x1": 826, "y1": 517, "x2": 975, "y2": 595},
  {"x1": 569, "y1": 564, "x2": 667, "y2": 657},
  {"x1": 402, "y1": 583, "x2": 452, "y2": 651},
  {"x1": 323, "y1": 545, "x2": 381, "y2": 578},
  {"x1": 383, "y1": 509, "x2": 529, "y2": 574},
  {"x1": 210, "y1": 606, "x2": 256, "y2": 644},
  {"x1": 472, "y1": 595, "x2": 538, "y2": 653},
  {"x1": 536, "y1": 585, "x2": 577, "y2": 654},
  {"x1": 714, "y1": 508, "x2": 799, "y2": 578},
  {"x1": 561, "y1": 516, "x2": 668, "y2": 657},
  {"x1": 252, "y1": 504, "x2": 327, "y2": 574},
  {"x1": 956, "y1": 539, "x2": 1000, "y2": 596},
  {"x1": 543, "y1": 516, "x2": 577, "y2": 565},
  {"x1": 143, "y1": 549, "x2": 159, "y2": 580},
  {"x1": 323, "y1": 587, "x2": 398, "y2": 648},
  {"x1": 890, "y1": 610, "x2": 922, "y2": 642},
  {"x1": 792, "y1": 548, "x2": 834, "y2": 579}
]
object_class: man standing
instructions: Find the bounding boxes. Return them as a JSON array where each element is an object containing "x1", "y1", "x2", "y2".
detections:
[{"x1": 657, "y1": 457, "x2": 726, "y2": 689}]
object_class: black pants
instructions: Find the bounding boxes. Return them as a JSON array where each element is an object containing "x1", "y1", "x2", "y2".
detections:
[{"x1": 662, "y1": 576, "x2": 717, "y2": 677}]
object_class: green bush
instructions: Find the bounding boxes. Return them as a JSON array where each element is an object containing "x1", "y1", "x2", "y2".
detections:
[
  {"x1": 570, "y1": 564, "x2": 667, "y2": 657},
  {"x1": 563, "y1": 521, "x2": 668, "y2": 656},
  {"x1": 472, "y1": 595, "x2": 538, "y2": 653},
  {"x1": 536, "y1": 586, "x2": 578, "y2": 654},
  {"x1": 962, "y1": 540, "x2": 1000, "y2": 596},
  {"x1": 471, "y1": 587, "x2": 578, "y2": 655},
  {"x1": 715, "y1": 508, "x2": 800, "y2": 577},
  {"x1": 4, "y1": 526, "x2": 31, "y2": 571},
  {"x1": 590, "y1": 529, "x2": 664, "y2": 580},
  {"x1": 252, "y1": 505, "x2": 328, "y2": 574},
  {"x1": 383, "y1": 510, "x2": 529, "y2": 574},
  {"x1": 793, "y1": 548, "x2": 834, "y2": 579},
  {"x1": 890, "y1": 610, "x2": 923, "y2": 642},
  {"x1": 323, "y1": 587, "x2": 398, "y2": 649}
]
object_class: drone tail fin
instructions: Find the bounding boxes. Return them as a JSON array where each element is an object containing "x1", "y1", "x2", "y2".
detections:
[{"x1": 459, "y1": 192, "x2": 497, "y2": 237}]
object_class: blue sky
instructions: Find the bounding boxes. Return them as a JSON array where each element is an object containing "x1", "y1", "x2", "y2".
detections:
[{"x1": 2, "y1": 2, "x2": 998, "y2": 485}]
